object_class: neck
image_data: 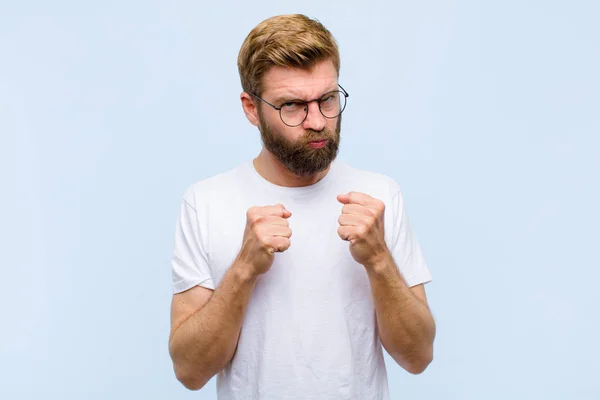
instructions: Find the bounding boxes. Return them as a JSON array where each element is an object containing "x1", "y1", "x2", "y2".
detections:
[{"x1": 253, "y1": 149, "x2": 330, "y2": 188}]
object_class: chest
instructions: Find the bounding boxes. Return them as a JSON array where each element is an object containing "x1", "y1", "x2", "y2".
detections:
[{"x1": 207, "y1": 193, "x2": 381, "y2": 294}]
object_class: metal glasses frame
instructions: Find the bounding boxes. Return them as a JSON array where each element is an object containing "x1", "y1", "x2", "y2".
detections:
[{"x1": 251, "y1": 84, "x2": 349, "y2": 127}]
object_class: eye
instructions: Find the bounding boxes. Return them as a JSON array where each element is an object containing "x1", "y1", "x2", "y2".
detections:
[
  {"x1": 321, "y1": 93, "x2": 337, "y2": 103},
  {"x1": 281, "y1": 101, "x2": 304, "y2": 111}
]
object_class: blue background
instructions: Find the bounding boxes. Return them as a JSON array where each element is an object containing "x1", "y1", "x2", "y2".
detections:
[{"x1": 1, "y1": 1, "x2": 599, "y2": 398}]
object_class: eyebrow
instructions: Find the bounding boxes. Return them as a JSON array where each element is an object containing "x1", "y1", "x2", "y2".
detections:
[
  {"x1": 273, "y1": 95, "x2": 298, "y2": 105},
  {"x1": 273, "y1": 86, "x2": 338, "y2": 105}
]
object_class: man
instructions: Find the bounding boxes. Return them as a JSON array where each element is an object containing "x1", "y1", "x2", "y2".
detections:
[{"x1": 168, "y1": 14, "x2": 435, "y2": 399}]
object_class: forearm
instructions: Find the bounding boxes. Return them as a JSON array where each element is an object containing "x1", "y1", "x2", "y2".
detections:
[
  {"x1": 365, "y1": 252, "x2": 436, "y2": 374},
  {"x1": 169, "y1": 260, "x2": 257, "y2": 389}
]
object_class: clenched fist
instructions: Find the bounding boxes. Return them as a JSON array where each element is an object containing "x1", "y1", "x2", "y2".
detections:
[
  {"x1": 235, "y1": 203, "x2": 293, "y2": 277},
  {"x1": 337, "y1": 192, "x2": 389, "y2": 267}
]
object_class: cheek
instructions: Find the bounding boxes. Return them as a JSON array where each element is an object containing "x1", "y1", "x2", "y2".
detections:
[
  {"x1": 273, "y1": 123, "x2": 304, "y2": 143},
  {"x1": 327, "y1": 115, "x2": 340, "y2": 129},
  {"x1": 258, "y1": 106, "x2": 282, "y2": 129},
  {"x1": 263, "y1": 118, "x2": 302, "y2": 144}
]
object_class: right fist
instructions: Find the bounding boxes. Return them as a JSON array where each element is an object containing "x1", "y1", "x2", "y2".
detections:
[{"x1": 235, "y1": 203, "x2": 292, "y2": 277}]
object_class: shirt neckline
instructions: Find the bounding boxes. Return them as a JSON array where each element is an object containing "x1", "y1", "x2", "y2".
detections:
[{"x1": 243, "y1": 158, "x2": 339, "y2": 198}]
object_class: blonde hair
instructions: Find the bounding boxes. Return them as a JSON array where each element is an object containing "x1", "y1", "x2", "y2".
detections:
[{"x1": 237, "y1": 14, "x2": 340, "y2": 96}]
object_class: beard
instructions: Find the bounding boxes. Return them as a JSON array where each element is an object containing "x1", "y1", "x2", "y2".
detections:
[{"x1": 257, "y1": 111, "x2": 341, "y2": 178}]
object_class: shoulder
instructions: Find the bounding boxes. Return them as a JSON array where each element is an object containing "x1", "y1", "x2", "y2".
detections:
[{"x1": 182, "y1": 162, "x2": 250, "y2": 210}]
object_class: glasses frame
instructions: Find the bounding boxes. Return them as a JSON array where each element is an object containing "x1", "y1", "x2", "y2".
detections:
[{"x1": 252, "y1": 84, "x2": 349, "y2": 127}]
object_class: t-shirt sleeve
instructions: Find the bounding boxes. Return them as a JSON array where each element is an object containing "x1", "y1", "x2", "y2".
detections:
[
  {"x1": 171, "y1": 189, "x2": 215, "y2": 293},
  {"x1": 388, "y1": 181, "x2": 432, "y2": 287}
]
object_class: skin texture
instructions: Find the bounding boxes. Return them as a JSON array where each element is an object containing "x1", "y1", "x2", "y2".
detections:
[{"x1": 168, "y1": 59, "x2": 435, "y2": 390}]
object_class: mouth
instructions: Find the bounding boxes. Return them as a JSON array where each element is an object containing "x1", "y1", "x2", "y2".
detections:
[{"x1": 308, "y1": 139, "x2": 328, "y2": 149}]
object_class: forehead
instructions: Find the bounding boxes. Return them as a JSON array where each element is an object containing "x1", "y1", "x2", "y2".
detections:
[{"x1": 261, "y1": 59, "x2": 338, "y2": 100}]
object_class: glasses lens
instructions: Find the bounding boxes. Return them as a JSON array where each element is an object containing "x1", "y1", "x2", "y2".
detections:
[
  {"x1": 319, "y1": 91, "x2": 345, "y2": 118},
  {"x1": 280, "y1": 101, "x2": 308, "y2": 126}
]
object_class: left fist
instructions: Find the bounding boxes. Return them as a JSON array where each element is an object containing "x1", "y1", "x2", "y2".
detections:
[{"x1": 337, "y1": 191, "x2": 389, "y2": 267}]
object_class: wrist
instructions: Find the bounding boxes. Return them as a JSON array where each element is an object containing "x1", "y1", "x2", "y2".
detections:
[
  {"x1": 231, "y1": 259, "x2": 260, "y2": 284},
  {"x1": 363, "y1": 250, "x2": 394, "y2": 273}
]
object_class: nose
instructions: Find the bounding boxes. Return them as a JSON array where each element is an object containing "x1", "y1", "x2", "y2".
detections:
[{"x1": 301, "y1": 101, "x2": 326, "y2": 132}]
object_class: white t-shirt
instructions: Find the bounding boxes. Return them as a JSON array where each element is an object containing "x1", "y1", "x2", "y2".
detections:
[{"x1": 171, "y1": 159, "x2": 432, "y2": 400}]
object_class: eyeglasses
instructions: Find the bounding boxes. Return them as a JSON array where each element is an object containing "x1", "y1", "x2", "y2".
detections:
[{"x1": 252, "y1": 84, "x2": 349, "y2": 127}]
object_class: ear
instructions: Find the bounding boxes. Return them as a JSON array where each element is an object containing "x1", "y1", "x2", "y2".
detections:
[{"x1": 241, "y1": 92, "x2": 260, "y2": 127}]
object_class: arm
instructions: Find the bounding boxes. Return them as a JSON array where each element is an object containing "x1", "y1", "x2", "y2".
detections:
[
  {"x1": 337, "y1": 191, "x2": 435, "y2": 374},
  {"x1": 365, "y1": 253, "x2": 435, "y2": 374},
  {"x1": 169, "y1": 260, "x2": 258, "y2": 390},
  {"x1": 168, "y1": 203, "x2": 292, "y2": 390}
]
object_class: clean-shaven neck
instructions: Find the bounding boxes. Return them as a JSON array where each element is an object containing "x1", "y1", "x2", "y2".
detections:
[{"x1": 253, "y1": 149, "x2": 331, "y2": 188}]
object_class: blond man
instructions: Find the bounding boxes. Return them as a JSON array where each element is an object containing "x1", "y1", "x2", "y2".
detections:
[{"x1": 168, "y1": 14, "x2": 435, "y2": 399}]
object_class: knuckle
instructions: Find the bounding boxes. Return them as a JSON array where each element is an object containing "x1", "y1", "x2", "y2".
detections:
[
  {"x1": 252, "y1": 215, "x2": 266, "y2": 226},
  {"x1": 260, "y1": 235, "x2": 271, "y2": 246},
  {"x1": 252, "y1": 225, "x2": 264, "y2": 237},
  {"x1": 248, "y1": 208, "x2": 265, "y2": 222},
  {"x1": 357, "y1": 226, "x2": 368, "y2": 237}
]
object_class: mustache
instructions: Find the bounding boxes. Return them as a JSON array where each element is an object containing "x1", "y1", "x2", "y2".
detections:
[{"x1": 301, "y1": 129, "x2": 336, "y2": 143}]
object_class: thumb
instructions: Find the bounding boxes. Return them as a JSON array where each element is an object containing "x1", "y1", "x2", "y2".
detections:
[
  {"x1": 276, "y1": 203, "x2": 292, "y2": 218},
  {"x1": 337, "y1": 193, "x2": 350, "y2": 204}
]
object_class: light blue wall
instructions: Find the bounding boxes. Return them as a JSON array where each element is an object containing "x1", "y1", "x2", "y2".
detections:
[{"x1": 1, "y1": 1, "x2": 598, "y2": 398}]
